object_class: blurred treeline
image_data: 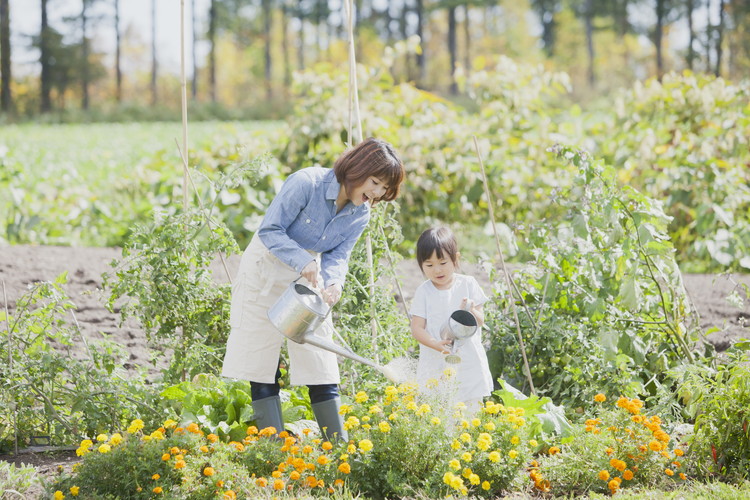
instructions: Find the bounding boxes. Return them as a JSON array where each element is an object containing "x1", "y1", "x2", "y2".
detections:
[{"x1": 0, "y1": 0, "x2": 748, "y2": 121}]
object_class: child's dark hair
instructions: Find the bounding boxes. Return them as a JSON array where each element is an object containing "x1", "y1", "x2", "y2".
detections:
[
  {"x1": 416, "y1": 227, "x2": 459, "y2": 269},
  {"x1": 334, "y1": 138, "x2": 405, "y2": 203}
]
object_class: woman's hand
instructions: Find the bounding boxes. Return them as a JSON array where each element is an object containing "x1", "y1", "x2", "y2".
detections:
[
  {"x1": 301, "y1": 260, "x2": 319, "y2": 288},
  {"x1": 322, "y1": 283, "x2": 343, "y2": 305}
]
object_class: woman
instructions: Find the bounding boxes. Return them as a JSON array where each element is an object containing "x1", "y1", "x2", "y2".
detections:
[{"x1": 222, "y1": 138, "x2": 406, "y2": 441}]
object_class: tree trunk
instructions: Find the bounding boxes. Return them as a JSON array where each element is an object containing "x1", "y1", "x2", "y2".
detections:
[
  {"x1": 114, "y1": 0, "x2": 122, "y2": 102},
  {"x1": 715, "y1": 0, "x2": 725, "y2": 76},
  {"x1": 654, "y1": 0, "x2": 664, "y2": 79},
  {"x1": 584, "y1": 0, "x2": 595, "y2": 86},
  {"x1": 463, "y1": 3, "x2": 470, "y2": 76},
  {"x1": 282, "y1": 5, "x2": 291, "y2": 88},
  {"x1": 262, "y1": 0, "x2": 272, "y2": 98},
  {"x1": 208, "y1": 0, "x2": 216, "y2": 102},
  {"x1": 448, "y1": 5, "x2": 457, "y2": 94},
  {"x1": 191, "y1": 0, "x2": 197, "y2": 99},
  {"x1": 297, "y1": 0, "x2": 305, "y2": 70},
  {"x1": 416, "y1": 0, "x2": 424, "y2": 84},
  {"x1": 40, "y1": 0, "x2": 51, "y2": 112},
  {"x1": 81, "y1": 0, "x2": 89, "y2": 110},
  {"x1": 0, "y1": 0, "x2": 10, "y2": 112},
  {"x1": 150, "y1": 0, "x2": 157, "y2": 105},
  {"x1": 686, "y1": 0, "x2": 695, "y2": 70}
]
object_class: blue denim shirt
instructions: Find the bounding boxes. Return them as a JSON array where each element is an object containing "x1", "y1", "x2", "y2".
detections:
[{"x1": 257, "y1": 167, "x2": 370, "y2": 288}]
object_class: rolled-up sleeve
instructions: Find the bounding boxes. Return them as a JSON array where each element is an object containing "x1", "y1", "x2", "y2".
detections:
[
  {"x1": 321, "y1": 217, "x2": 368, "y2": 288},
  {"x1": 257, "y1": 171, "x2": 317, "y2": 272}
]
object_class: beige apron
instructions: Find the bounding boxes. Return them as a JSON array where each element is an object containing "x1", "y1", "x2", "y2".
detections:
[{"x1": 221, "y1": 234, "x2": 340, "y2": 385}]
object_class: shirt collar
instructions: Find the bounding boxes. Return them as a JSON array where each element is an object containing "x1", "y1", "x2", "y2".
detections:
[{"x1": 325, "y1": 169, "x2": 340, "y2": 201}]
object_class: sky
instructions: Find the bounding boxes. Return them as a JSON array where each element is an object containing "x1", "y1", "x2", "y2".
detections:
[{"x1": 9, "y1": 0, "x2": 211, "y2": 76}]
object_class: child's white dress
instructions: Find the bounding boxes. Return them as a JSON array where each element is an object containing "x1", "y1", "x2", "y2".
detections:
[{"x1": 410, "y1": 274, "x2": 493, "y2": 407}]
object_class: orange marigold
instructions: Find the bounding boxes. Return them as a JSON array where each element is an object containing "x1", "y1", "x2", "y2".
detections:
[
  {"x1": 648, "y1": 440, "x2": 663, "y2": 452},
  {"x1": 594, "y1": 393, "x2": 606, "y2": 402},
  {"x1": 598, "y1": 470, "x2": 610, "y2": 481},
  {"x1": 674, "y1": 448, "x2": 685, "y2": 457},
  {"x1": 608, "y1": 479, "x2": 620, "y2": 491},
  {"x1": 203, "y1": 467, "x2": 215, "y2": 476},
  {"x1": 548, "y1": 446, "x2": 560, "y2": 455},
  {"x1": 610, "y1": 459, "x2": 627, "y2": 471},
  {"x1": 322, "y1": 441, "x2": 333, "y2": 451},
  {"x1": 623, "y1": 470, "x2": 634, "y2": 481},
  {"x1": 679, "y1": 473, "x2": 687, "y2": 480},
  {"x1": 273, "y1": 480, "x2": 284, "y2": 491},
  {"x1": 665, "y1": 468, "x2": 674, "y2": 476},
  {"x1": 338, "y1": 462, "x2": 351, "y2": 474},
  {"x1": 290, "y1": 471, "x2": 301, "y2": 481},
  {"x1": 255, "y1": 478, "x2": 268, "y2": 487},
  {"x1": 223, "y1": 491, "x2": 236, "y2": 500}
]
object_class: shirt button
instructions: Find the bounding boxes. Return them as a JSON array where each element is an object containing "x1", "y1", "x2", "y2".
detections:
[{"x1": 306, "y1": 219, "x2": 311, "y2": 223}]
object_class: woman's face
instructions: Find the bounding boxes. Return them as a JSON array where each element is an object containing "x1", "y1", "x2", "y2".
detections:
[{"x1": 348, "y1": 176, "x2": 389, "y2": 206}]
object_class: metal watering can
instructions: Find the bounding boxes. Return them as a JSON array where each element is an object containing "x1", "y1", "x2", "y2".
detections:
[
  {"x1": 267, "y1": 279, "x2": 401, "y2": 382},
  {"x1": 440, "y1": 309, "x2": 478, "y2": 364}
]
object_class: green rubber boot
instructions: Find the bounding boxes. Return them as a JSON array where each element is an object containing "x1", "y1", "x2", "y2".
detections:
[
  {"x1": 252, "y1": 395, "x2": 284, "y2": 435},
  {"x1": 312, "y1": 397, "x2": 349, "y2": 442}
]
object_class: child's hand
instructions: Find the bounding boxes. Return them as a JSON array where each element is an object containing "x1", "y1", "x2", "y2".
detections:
[
  {"x1": 434, "y1": 339, "x2": 453, "y2": 355},
  {"x1": 461, "y1": 298, "x2": 477, "y2": 313}
]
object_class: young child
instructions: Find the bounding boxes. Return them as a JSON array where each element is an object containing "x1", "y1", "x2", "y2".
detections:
[{"x1": 409, "y1": 227, "x2": 493, "y2": 413}]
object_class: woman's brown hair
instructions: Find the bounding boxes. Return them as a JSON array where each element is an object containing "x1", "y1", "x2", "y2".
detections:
[{"x1": 333, "y1": 138, "x2": 405, "y2": 203}]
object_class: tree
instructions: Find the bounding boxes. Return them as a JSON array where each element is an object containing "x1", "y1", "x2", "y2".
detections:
[
  {"x1": 0, "y1": 0, "x2": 10, "y2": 112},
  {"x1": 114, "y1": 0, "x2": 122, "y2": 101},
  {"x1": 262, "y1": 0, "x2": 272, "y2": 99},
  {"x1": 150, "y1": 0, "x2": 157, "y2": 105},
  {"x1": 192, "y1": 0, "x2": 198, "y2": 99},
  {"x1": 448, "y1": 2, "x2": 457, "y2": 94},
  {"x1": 40, "y1": 0, "x2": 52, "y2": 112},
  {"x1": 208, "y1": 0, "x2": 216, "y2": 102},
  {"x1": 531, "y1": 0, "x2": 560, "y2": 56},
  {"x1": 685, "y1": 0, "x2": 697, "y2": 70},
  {"x1": 714, "y1": 0, "x2": 726, "y2": 75},
  {"x1": 80, "y1": 0, "x2": 92, "y2": 110},
  {"x1": 415, "y1": 0, "x2": 425, "y2": 83}
]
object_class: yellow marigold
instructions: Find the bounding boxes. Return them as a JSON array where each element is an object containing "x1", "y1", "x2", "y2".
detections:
[
  {"x1": 674, "y1": 448, "x2": 685, "y2": 457},
  {"x1": 273, "y1": 479, "x2": 284, "y2": 491},
  {"x1": 469, "y1": 473, "x2": 480, "y2": 485},
  {"x1": 232, "y1": 442, "x2": 245, "y2": 452},
  {"x1": 306, "y1": 476, "x2": 318, "y2": 488},
  {"x1": 338, "y1": 462, "x2": 351, "y2": 474},
  {"x1": 443, "y1": 367, "x2": 456, "y2": 378},
  {"x1": 529, "y1": 439, "x2": 538, "y2": 447},
  {"x1": 379, "y1": 421, "x2": 391, "y2": 433},
  {"x1": 317, "y1": 455, "x2": 330, "y2": 465},
  {"x1": 449, "y1": 459, "x2": 461, "y2": 470},
  {"x1": 96, "y1": 434, "x2": 108, "y2": 442},
  {"x1": 509, "y1": 450, "x2": 518, "y2": 459},
  {"x1": 186, "y1": 422, "x2": 200, "y2": 434},
  {"x1": 203, "y1": 467, "x2": 215, "y2": 476},
  {"x1": 216, "y1": 480, "x2": 224, "y2": 488},
  {"x1": 361, "y1": 424, "x2": 371, "y2": 431},
  {"x1": 150, "y1": 430, "x2": 165, "y2": 440},
  {"x1": 610, "y1": 459, "x2": 627, "y2": 471},
  {"x1": 482, "y1": 480, "x2": 491, "y2": 490},
  {"x1": 98, "y1": 444, "x2": 111, "y2": 454},
  {"x1": 598, "y1": 470, "x2": 610, "y2": 481},
  {"x1": 223, "y1": 490, "x2": 236, "y2": 499},
  {"x1": 170, "y1": 446, "x2": 180, "y2": 454},
  {"x1": 152, "y1": 487, "x2": 163, "y2": 494},
  {"x1": 54, "y1": 491, "x2": 65, "y2": 500},
  {"x1": 69, "y1": 486, "x2": 79, "y2": 497},
  {"x1": 431, "y1": 417, "x2": 441, "y2": 426},
  {"x1": 152, "y1": 473, "x2": 160, "y2": 480},
  {"x1": 616, "y1": 396, "x2": 629, "y2": 408},
  {"x1": 245, "y1": 426, "x2": 258, "y2": 436},
  {"x1": 623, "y1": 470, "x2": 634, "y2": 480},
  {"x1": 608, "y1": 479, "x2": 620, "y2": 491},
  {"x1": 258, "y1": 426, "x2": 277, "y2": 437},
  {"x1": 548, "y1": 446, "x2": 560, "y2": 455},
  {"x1": 510, "y1": 435, "x2": 520, "y2": 445},
  {"x1": 661, "y1": 451, "x2": 671, "y2": 459},
  {"x1": 488, "y1": 451, "x2": 501, "y2": 463},
  {"x1": 460, "y1": 432, "x2": 472, "y2": 443},
  {"x1": 174, "y1": 460, "x2": 186, "y2": 469},
  {"x1": 344, "y1": 416, "x2": 360, "y2": 430},
  {"x1": 161, "y1": 453, "x2": 170, "y2": 461},
  {"x1": 594, "y1": 393, "x2": 607, "y2": 402},
  {"x1": 649, "y1": 440, "x2": 663, "y2": 452},
  {"x1": 334, "y1": 479, "x2": 344, "y2": 487},
  {"x1": 477, "y1": 440, "x2": 490, "y2": 452},
  {"x1": 665, "y1": 468, "x2": 674, "y2": 476},
  {"x1": 200, "y1": 445, "x2": 209, "y2": 453},
  {"x1": 321, "y1": 441, "x2": 333, "y2": 451},
  {"x1": 272, "y1": 470, "x2": 282, "y2": 479},
  {"x1": 605, "y1": 447, "x2": 614, "y2": 455},
  {"x1": 451, "y1": 439, "x2": 462, "y2": 450},
  {"x1": 290, "y1": 471, "x2": 301, "y2": 481},
  {"x1": 127, "y1": 419, "x2": 144, "y2": 434},
  {"x1": 462, "y1": 467, "x2": 472, "y2": 478},
  {"x1": 461, "y1": 452, "x2": 472, "y2": 462},
  {"x1": 256, "y1": 477, "x2": 268, "y2": 487},
  {"x1": 354, "y1": 391, "x2": 368, "y2": 403}
]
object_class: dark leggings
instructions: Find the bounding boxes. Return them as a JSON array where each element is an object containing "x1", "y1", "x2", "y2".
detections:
[{"x1": 250, "y1": 364, "x2": 339, "y2": 404}]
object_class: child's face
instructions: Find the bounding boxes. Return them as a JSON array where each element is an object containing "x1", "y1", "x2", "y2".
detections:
[{"x1": 420, "y1": 251, "x2": 458, "y2": 290}]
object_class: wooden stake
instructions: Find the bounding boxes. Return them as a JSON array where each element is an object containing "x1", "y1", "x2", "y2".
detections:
[
  {"x1": 180, "y1": 0, "x2": 189, "y2": 212},
  {"x1": 472, "y1": 136, "x2": 536, "y2": 395},
  {"x1": 2, "y1": 280, "x2": 18, "y2": 455}
]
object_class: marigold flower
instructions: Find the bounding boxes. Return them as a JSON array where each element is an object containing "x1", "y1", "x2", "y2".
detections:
[
  {"x1": 98, "y1": 444, "x2": 111, "y2": 454},
  {"x1": 649, "y1": 440, "x2": 663, "y2": 451},
  {"x1": 488, "y1": 451, "x2": 500, "y2": 463},
  {"x1": 306, "y1": 476, "x2": 318, "y2": 487},
  {"x1": 223, "y1": 491, "x2": 236, "y2": 500},
  {"x1": 96, "y1": 433, "x2": 108, "y2": 442},
  {"x1": 186, "y1": 422, "x2": 201, "y2": 434},
  {"x1": 358, "y1": 439, "x2": 373, "y2": 452},
  {"x1": 317, "y1": 455, "x2": 330, "y2": 465},
  {"x1": 461, "y1": 452, "x2": 472, "y2": 462},
  {"x1": 69, "y1": 486, "x2": 79, "y2": 497},
  {"x1": 610, "y1": 459, "x2": 627, "y2": 471},
  {"x1": 334, "y1": 479, "x2": 344, "y2": 487},
  {"x1": 679, "y1": 472, "x2": 687, "y2": 480},
  {"x1": 460, "y1": 432, "x2": 472, "y2": 443},
  {"x1": 665, "y1": 468, "x2": 674, "y2": 476},
  {"x1": 127, "y1": 419, "x2": 144, "y2": 434},
  {"x1": 598, "y1": 470, "x2": 610, "y2": 481},
  {"x1": 321, "y1": 440, "x2": 333, "y2": 451},
  {"x1": 354, "y1": 391, "x2": 368, "y2": 403},
  {"x1": 674, "y1": 448, "x2": 684, "y2": 456},
  {"x1": 469, "y1": 473, "x2": 480, "y2": 485},
  {"x1": 482, "y1": 480, "x2": 491, "y2": 490},
  {"x1": 203, "y1": 467, "x2": 215, "y2": 476},
  {"x1": 174, "y1": 460, "x2": 186, "y2": 469},
  {"x1": 287, "y1": 470, "x2": 300, "y2": 481},
  {"x1": 256, "y1": 478, "x2": 268, "y2": 487},
  {"x1": 338, "y1": 462, "x2": 351, "y2": 474},
  {"x1": 594, "y1": 393, "x2": 607, "y2": 402},
  {"x1": 258, "y1": 426, "x2": 277, "y2": 437},
  {"x1": 529, "y1": 439, "x2": 538, "y2": 447},
  {"x1": 623, "y1": 470, "x2": 634, "y2": 480},
  {"x1": 152, "y1": 486, "x2": 163, "y2": 494},
  {"x1": 451, "y1": 439, "x2": 461, "y2": 450},
  {"x1": 431, "y1": 417, "x2": 442, "y2": 426},
  {"x1": 548, "y1": 446, "x2": 560, "y2": 455},
  {"x1": 54, "y1": 491, "x2": 65, "y2": 500},
  {"x1": 509, "y1": 450, "x2": 518, "y2": 459},
  {"x1": 152, "y1": 474, "x2": 160, "y2": 480},
  {"x1": 379, "y1": 421, "x2": 391, "y2": 433},
  {"x1": 608, "y1": 479, "x2": 620, "y2": 491},
  {"x1": 271, "y1": 470, "x2": 282, "y2": 479}
]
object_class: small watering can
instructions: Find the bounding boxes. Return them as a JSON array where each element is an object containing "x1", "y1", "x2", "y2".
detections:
[
  {"x1": 268, "y1": 279, "x2": 401, "y2": 382},
  {"x1": 440, "y1": 309, "x2": 478, "y2": 364}
]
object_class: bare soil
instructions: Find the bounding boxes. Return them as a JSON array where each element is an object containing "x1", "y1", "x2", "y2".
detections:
[{"x1": 1, "y1": 245, "x2": 749, "y2": 485}]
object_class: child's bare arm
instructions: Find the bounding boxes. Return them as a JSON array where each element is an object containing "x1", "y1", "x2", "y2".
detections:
[{"x1": 410, "y1": 315, "x2": 452, "y2": 354}]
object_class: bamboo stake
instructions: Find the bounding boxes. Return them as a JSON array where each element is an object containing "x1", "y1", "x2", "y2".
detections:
[
  {"x1": 3, "y1": 280, "x2": 18, "y2": 455},
  {"x1": 180, "y1": 0, "x2": 189, "y2": 212},
  {"x1": 472, "y1": 136, "x2": 536, "y2": 395}
]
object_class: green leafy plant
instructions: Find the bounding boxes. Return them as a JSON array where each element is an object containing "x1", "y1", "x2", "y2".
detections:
[
  {"x1": 0, "y1": 461, "x2": 43, "y2": 499},
  {"x1": 0, "y1": 276, "x2": 151, "y2": 451}
]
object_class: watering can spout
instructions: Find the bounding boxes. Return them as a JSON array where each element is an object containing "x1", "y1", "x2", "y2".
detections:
[{"x1": 302, "y1": 333, "x2": 378, "y2": 369}]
